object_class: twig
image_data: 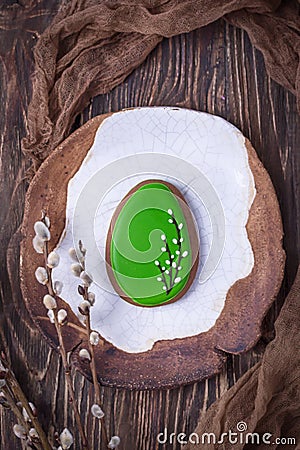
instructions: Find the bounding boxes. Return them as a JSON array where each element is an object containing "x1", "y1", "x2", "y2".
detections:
[
  {"x1": 80, "y1": 253, "x2": 109, "y2": 447},
  {"x1": 41, "y1": 223, "x2": 90, "y2": 450},
  {"x1": 34, "y1": 215, "x2": 119, "y2": 449},
  {"x1": 85, "y1": 310, "x2": 109, "y2": 447},
  {"x1": 1, "y1": 384, "x2": 30, "y2": 433},
  {"x1": 52, "y1": 314, "x2": 89, "y2": 450},
  {"x1": 6, "y1": 372, "x2": 49, "y2": 450},
  {"x1": 0, "y1": 356, "x2": 50, "y2": 450}
]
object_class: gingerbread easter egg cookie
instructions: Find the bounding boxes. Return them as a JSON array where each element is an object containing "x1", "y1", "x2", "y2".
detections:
[{"x1": 106, "y1": 180, "x2": 199, "y2": 307}]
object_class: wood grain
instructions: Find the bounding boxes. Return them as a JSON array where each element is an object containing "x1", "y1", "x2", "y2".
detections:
[{"x1": 0, "y1": 2, "x2": 299, "y2": 449}]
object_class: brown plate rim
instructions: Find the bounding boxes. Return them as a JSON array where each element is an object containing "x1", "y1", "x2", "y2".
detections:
[{"x1": 20, "y1": 110, "x2": 285, "y2": 390}]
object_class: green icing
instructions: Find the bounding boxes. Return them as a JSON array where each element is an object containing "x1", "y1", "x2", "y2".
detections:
[{"x1": 108, "y1": 181, "x2": 195, "y2": 306}]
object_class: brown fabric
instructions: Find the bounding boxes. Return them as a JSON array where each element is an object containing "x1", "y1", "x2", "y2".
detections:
[
  {"x1": 22, "y1": 0, "x2": 300, "y2": 171},
  {"x1": 185, "y1": 266, "x2": 300, "y2": 450}
]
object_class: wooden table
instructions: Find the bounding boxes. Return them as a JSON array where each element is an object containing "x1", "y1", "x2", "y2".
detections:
[{"x1": 0, "y1": 2, "x2": 299, "y2": 449}]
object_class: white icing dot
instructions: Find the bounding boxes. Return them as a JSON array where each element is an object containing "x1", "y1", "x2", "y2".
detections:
[
  {"x1": 182, "y1": 251, "x2": 188, "y2": 257},
  {"x1": 167, "y1": 209, "x2": 173, "y2": 215},
  {"x1": 178, "y1": 266, "x2": 182, "y2": 270},
  {"x1": 162, "y1": 266, "x2": 165, "y2": 271},
  {"x1": 174, "y1": 277, "x2": 181, "y2": 283},
  {"x1": 175, "y1": 250, "x2": 180, "y2": 255},
  {"x1": 157, "y1": 277, "x2": 162, "y2": 281},
  {"x1": 166, "y1": 260, "x2": 170, "y2": 265},
  {"x1": 161, "y1": 246, "x2": 166, "y2": 252},
  {"x1": 168, "y1": 218, "x2": 173, "y2": 223},
  {"x1": 161, "y1": 234, "x2": 166, "y2": 241},
  {"x1": 172, "y1": 238, "x2": 178, "y2": 245},
  {"x1": 165, "y1": 270, "x2": 169, "y2": 275},
  {"x1": 179, "y1": 238, "x2": 183, "y2": 243},
  {"x1": 162, "y1": 286, "x2": 167, "y2": 291},
  {"x1": 154, "y1": 260, "x2": 159, "y2": 266},
  {"x1": 172, "y1": 262, "x2": 176, "y2": 268},
  {"x1": 178, "y1": 223, "x2": 183, "y2": 230},
  {"x1": 171, "y1": 255, "x2": 175, "y2": 259}
]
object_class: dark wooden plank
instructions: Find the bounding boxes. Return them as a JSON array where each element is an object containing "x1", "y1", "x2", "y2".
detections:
[{"x1": 0, "y1": 4, "x2": 299, "y2": 450}]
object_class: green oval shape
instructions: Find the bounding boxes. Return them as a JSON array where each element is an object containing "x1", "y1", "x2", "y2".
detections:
[{"x1": 106, "y1": 180, "x2": 199, "y2": 307}]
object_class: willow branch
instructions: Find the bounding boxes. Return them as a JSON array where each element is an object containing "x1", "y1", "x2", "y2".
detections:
[
  {"x1": 82, "y1": 286, "x2": 109, "y2": 448},
  {"x1": 0, "y1": 358, "x2": 50, "y2": 450},
  {"x1": 42, "y1": 238, "x2": 89, "y2": 450}
]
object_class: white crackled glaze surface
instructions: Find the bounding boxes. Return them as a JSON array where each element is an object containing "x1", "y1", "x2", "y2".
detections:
[{"x1": 52, "y1": 107, "x2": 256, "y2": 353}]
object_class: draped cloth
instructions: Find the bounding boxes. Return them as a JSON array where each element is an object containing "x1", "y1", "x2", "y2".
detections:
[
  {"x1": 185, "y1": 266, "x2": 300, "y2": 449},
  {"x1": 22, "y1": 0, "x2": 300, "y2": 170}
]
